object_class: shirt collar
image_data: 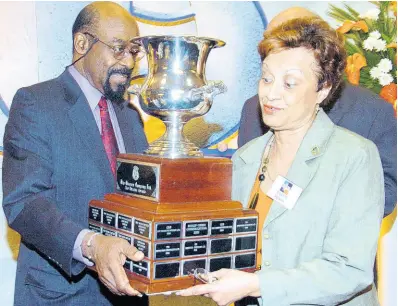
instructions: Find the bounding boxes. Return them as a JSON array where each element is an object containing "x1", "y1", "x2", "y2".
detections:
[{"x1": 67, "y1": 65, "x2": 103, "y2": 111}]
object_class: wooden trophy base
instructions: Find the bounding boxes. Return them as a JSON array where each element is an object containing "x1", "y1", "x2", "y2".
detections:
[{"x1": 88, "y1": 154, "x2": 259, "y2": 294}]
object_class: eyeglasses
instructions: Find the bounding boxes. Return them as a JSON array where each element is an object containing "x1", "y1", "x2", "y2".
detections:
[
  {"x1": 84, "y1": 32, "x2": 145, "y2": 62},
  {"x1": 189, "y1": 268, "x2": 218, "y2": 284}
]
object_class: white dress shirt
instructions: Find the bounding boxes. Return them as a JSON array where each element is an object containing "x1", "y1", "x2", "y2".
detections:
[{"x1": 68, "y1": 66, "x2": 126, "y2": 266}]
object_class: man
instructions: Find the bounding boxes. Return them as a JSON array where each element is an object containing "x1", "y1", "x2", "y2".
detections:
[
  {"x1": 238, "y1": 7, "x2": 397, "y2": 217},
  {"x1": 2, "y1": 2, "x2": 148, "y2": 305}
]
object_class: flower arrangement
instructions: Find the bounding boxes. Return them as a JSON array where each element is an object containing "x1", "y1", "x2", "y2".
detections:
[{"x1": 328, "y1": 1, "x2": 397, "y2": 111}]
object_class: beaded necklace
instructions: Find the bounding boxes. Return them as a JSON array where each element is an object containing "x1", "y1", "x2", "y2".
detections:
[{"x1": 248, "y1": 135, "x2": 275, "y2": 210}]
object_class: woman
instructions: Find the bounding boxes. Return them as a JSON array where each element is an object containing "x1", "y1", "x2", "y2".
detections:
[{"x1": 178, "y1": 17, "x2": 384, "y2": 306}]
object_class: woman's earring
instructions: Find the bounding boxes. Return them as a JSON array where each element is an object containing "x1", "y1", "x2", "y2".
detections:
[{"x1": 315, "y1": 104, "x2": 320, "y2": 113}]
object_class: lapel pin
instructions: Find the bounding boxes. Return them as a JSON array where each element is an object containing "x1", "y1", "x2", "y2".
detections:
[{"x1": 311, "y1": 146, "x2": 320, "y2": 156}]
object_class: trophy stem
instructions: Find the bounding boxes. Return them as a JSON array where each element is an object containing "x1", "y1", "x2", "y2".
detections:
[{"x1": 144, "y1": 113, "x2": 203, "y2": 158}]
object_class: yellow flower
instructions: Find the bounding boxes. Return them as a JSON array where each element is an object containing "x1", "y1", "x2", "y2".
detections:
[
  {"x1": 389, "y1": 1, "x2": 397, "y2": 17},
  {"x1": 380, "y1": 83, "x2": 397, "y2": 117},
  {"x1": 337, "y1": 20, "x2": 369, "y2": 34},
  {"x1": 345, "y1": 53, "x2": 367, "y2": 85},
  {"x1": 380, "y1": 83, "x2": 397, "y2": 114}
]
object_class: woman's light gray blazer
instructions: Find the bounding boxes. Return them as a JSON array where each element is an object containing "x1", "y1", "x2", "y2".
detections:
[{"x1": 232, "y1": 109, "x2": 384, "y2": 306}]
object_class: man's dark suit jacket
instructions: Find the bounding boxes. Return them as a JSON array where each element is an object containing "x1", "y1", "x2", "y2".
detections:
[
  {"x1": 2, "y1": 70, "x2": 148, "y2": 305},
  {"x1": 238, "y1": 83, "x2": 397, "y2": 217}
]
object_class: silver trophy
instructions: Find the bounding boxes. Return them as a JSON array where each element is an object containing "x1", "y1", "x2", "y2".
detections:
[{"x1": 129, "y1": 35, "x2": 227, "y2": 158}]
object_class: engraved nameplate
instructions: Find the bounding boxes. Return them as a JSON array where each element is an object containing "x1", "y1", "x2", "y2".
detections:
[
  {"x1": 102, "y1": 228, "x2": 116, "y2": 237},
  {"x1": 235, "y1": 235, "x2": 256, "y2": 251},
  {"x1": 117, "y1": 232, "x2": 132, "y2": 244},
  {"x1": 116, "y1": 160, "x2": 159, "y2": 201},
  {"x1": 211, "y1": 219, "x2": 233, "y2": 236},
  {"x1": 210, "y1": 237, "x2": 233, "y2": 254},
  {"x1": 117, "y1": 214, "x2": 133, "y2": 232},
  {"x1": 134, "y1": 219, "x2": 151, "y2": 238},
  {"x1": 103, "y1": 210, "x2": 116, "y2": 228},
  {"x1": 133, "y1": 260, "x2": 150, "y2": 278},
  {"x1": 182, "y1": 259, "x2": 207, "y2": 276},
  {"x1": 234, "y1": 253, "x2": 256, "y2": 269},
  {"x1": 88, "y1": 206, "x2": 102, "y2": 223},
  {"x1": 88, "y1": 223, "x2": 102, "y2": 233},
  {"x1": 183, "y1": 240, "x2": 208, "y2": 257},
  {"x1": 155, "y1": 242, "x2": 181, "y2": 260},
  {"x1": 134, "y1": 238, "x2": 150, "y2": 258},
  {"x1": 184, "y1": 221, "x2": 209, "y2": 237},
  {"x1": 209, "y1": 256, "x2": 232, "y2": 272},
  {"x1": 235, "y1": 217, "x2": 257, "y2": 233},
  {"x1": 155, "y1": 222, "x2": 182, "y2": 240},
  {"x1": 154, "y1": 262, "x2": 180, "y2": 279}
]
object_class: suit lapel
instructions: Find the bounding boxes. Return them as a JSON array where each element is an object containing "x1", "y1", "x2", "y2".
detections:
[
  {"x1": 263, "y1": 150, "x2": 321, "y2": 228},
  {"x1": 327, "y1": 83, "x2": 357, "y2": 125},
  {"x1": 235, "y1": 133, "x2": 273, "y2": 207},
  {"x1": 261, "y1": 110, "x2": 335, "y2": 228},
  {"x1": 112, "y1": 102, "x2": 136, "y2": 153},
  {"x1": 59, "y1": 70, "x2": 113, "y2": 185},
  {"x1": 327, "y1": 97, "x2": 346, "y2": 124}
]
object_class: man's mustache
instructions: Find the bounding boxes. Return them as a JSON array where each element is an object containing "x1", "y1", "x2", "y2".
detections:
[{"x1": 108, "y1": 68, "x2": 133, "y2": 77}]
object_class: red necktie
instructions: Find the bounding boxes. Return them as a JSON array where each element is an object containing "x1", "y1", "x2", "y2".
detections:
[{"x1": 98, "y1": 97, "x2": 119, "y2": 177}]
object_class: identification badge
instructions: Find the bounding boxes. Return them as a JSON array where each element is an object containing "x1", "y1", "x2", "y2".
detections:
[{"x1": 266, "y1": 175, "x2": 302, "y2": 210}]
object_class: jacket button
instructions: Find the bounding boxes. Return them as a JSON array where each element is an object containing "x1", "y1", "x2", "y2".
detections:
[{"x1": 264, "y1": 261, "x2": 271, "y2": 266}]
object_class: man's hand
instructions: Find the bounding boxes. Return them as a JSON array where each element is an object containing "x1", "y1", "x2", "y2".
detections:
[
  {"x1": 177, "y1": 268, "x2": 261, "y2": 306},
  {"x1": 82, "y1": 232, "x2": 144, "y2": 296}
]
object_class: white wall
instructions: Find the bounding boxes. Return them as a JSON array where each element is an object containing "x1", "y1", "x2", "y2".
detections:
[{"x1": 0, "y1": 3, "x2": 39, "y2": 304}]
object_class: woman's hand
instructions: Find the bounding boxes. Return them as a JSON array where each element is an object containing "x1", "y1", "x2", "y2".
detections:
[{"x1": 177, "y1": 269, "x2": 261, "y2": 306}]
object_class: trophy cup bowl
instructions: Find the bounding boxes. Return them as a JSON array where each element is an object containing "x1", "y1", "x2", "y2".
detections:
[{"x1": 129, "y1": 35, "x2": 227, "y2": 159}]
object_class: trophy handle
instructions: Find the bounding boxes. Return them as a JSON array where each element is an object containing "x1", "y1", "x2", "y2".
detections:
[
  {"x1": 205, "y1": 80, "x2": 227, "y2": 101},
  {"x1": 182, "y1": 81, "x2": 227, "y2": 103},
  {"x1": 128, "y1": 84, "x2": 142, "y2": 96}
]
